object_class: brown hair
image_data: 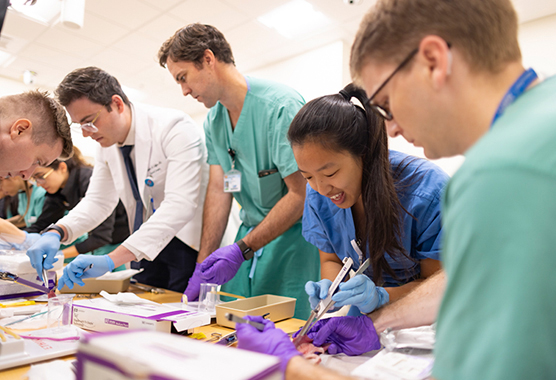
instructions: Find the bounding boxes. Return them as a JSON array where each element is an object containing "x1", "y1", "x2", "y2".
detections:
[
  {"x1": 45, "y1": 146, "x2": 91, "y2": 172},
  {"x1": 158, "y1": 23, "x2": 235, "y2": 69},
  {"x1": 56, "y1": 67, "x2": 130, "y2": 111},
  {"x1": 350, "y1": 0, "x2": 521, "y2": 81},
  {"x1": 0, "y1": 90, "x2": 73, "y2": 160}
]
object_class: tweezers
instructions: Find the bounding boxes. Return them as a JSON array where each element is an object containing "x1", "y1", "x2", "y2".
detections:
[
  {"x1": 0, "y1": 271, "x2": 50, "y2": 294},
  {"x1": 293, "y1": 256, "x2": 371, "y2": 348}
]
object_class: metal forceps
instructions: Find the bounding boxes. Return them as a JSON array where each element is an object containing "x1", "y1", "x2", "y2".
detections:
[
  {"x1": 0, "y1": 271, "x2": 50, "y2": 294},
  {"x1": 293, "y1": 256, "x2": 372, "y2": 348},
  {"x1": 293, "y1": 257, "x2": 353, "y2": 347}
]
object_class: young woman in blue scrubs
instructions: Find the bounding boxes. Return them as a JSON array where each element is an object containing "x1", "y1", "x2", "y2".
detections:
[{"x1": 288, "y1": 84, "x2": 448, "y2": 315}]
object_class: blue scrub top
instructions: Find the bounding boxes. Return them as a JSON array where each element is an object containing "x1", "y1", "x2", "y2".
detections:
[{"x1": 302, "y1": 150, "x2": 448, "y2": 287}]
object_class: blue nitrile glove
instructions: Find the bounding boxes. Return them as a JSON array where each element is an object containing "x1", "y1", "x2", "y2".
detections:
[
  {"x1": 184, "y1": 263, "x2": 203, "y2": 302},
  {"x1": 26, "y1": 232, "x2": 61, "y2": 278},
  {"x1": 57, "y1": 255, "x2": 115, "y2": 290},
  {"x1": 237, "y1": 315, "x2": 301, "y2": 372},
  {"x1": 306, "y1": 316, "x2": 381, "y2": 356},
  {"x1": 331, "y1": 274, "x2": 389, "y2": 314},
  {"x1": 199, "y1": 243, "x2": 244, "y2": 284},
  {"x1": 305, "y1": 279, "x2": 338, "y2": 311}
]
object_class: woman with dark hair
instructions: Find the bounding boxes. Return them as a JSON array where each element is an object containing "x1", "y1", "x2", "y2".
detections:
[
  {"x1": 27, "y1": 147, "x2": 129, "y2": 267},
  {"x1": 288, "y1": 83, "x2": 448, "y2": 316}
]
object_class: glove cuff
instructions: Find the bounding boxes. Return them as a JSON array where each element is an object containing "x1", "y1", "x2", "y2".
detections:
[
  {"x1": 104, "y1": 255, "x2": 115, "y2": 272},
  {"x1": 376, "y1": 286, "x2": 390, "y2": 308},
  {"x1": 43, "y1": 231, "x2": 62, "y2": 242}
]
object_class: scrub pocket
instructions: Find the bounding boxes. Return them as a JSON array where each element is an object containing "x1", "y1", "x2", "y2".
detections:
[{"x1": 258, "y1": 171, "x2": 283, "y2": 208}]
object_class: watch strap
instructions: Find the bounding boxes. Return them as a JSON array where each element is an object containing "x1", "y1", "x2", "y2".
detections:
[
  {"x1": 41, "y1": 224, "x2": 65, "y2": 241},
  {"x1": 236, "y1": 239, "x2": 254, "y2": 260}
]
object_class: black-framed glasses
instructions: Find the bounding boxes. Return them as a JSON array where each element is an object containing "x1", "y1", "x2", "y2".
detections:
[{"x1": 367, "y1": 48, "x2": 419, "y2": 121}]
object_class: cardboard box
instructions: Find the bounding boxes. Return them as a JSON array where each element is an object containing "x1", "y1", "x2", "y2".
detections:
[
  {"x1": 72, "y1": 298, "x2": 210, "y2": 333},
  {"x1": 59, "y1": 269, "x2": 140, "y2": 294},
  {"x1": 215, "y1": 294, "x2": 296, "y2": 329},
  {"x1": 76, "y1": 330, "x2": 281, "y2": 380},
  {"x1": 59, "y1": 277, "x2": 131, "y2": 294}
]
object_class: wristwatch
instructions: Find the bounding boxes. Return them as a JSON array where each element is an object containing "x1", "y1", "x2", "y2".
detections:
[
  {"x1": 236, "y1": 239, "x2": 254, "y2": 260},
  {"x1": 41, "y1": 223, "x2": 65, "y2": 241}
]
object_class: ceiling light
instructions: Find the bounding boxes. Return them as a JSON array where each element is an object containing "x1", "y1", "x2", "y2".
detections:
[
  {"x1": 9, "y1": 0, "x2": 85, "y2": 29},
  {"x1": 9, "y1": 0, "x2": 61, "y2": 25},
  {"x1": 23, "y1": 69, "x2": 36, "y2": 85},
  {"x1": 257, "y1": 0, "x2": 331, "y2": 39}
]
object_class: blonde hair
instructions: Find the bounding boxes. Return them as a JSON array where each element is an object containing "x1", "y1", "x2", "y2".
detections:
[
  {"x1": 0, "y1": 90, "x2": 73, "y2": 160},
  {"x1": 350, "y1": 0, "x2": 521, "y2": 82}
]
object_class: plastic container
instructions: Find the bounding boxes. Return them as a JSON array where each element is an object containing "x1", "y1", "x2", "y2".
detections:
[{"x1": 215, "y1": 294, "x2": 296, "y2": 329}]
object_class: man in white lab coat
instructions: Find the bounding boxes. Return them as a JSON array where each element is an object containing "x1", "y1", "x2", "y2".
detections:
[{"x1": 26, "y1": 67, "x2": 207, "y2": 293}]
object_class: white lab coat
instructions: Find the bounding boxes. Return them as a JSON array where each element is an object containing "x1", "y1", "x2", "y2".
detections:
[{"x1": 58, "y1": 103, "x2": 208, "y2": 261}]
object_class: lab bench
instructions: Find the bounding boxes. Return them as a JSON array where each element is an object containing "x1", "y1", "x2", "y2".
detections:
[{"x1": 0, "y1": 286, "x2": 304, "y2": 380}]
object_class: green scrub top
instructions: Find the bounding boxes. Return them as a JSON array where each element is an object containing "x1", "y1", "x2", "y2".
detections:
[
  {"x1": 433, "y1": 76, "x2": 556, "y2": 380},
  {"x1": 205, "y1": 76, "x2": 303, "y2": 227},
  {"x1": 12, "y1": 185, "x2": 47, "y2": 227},
  {"x1": 205, "y1": 77, "x2": 320, "y2": 319}
]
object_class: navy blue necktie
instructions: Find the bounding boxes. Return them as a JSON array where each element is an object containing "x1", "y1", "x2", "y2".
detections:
[{"x1": 120, "y1": 145, "x2": 143, "y2": 233}]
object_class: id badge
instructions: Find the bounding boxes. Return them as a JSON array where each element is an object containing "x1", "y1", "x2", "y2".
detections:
[{"x1": 224, "y1": 169, "x2": 241, "y2": 193}]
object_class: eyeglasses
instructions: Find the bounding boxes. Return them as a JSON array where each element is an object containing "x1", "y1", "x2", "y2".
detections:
[
  {"x1": 367, "y1": 48, "x2": 419, "y2": 121},
  {"x1": 29, "y1": 168, "x2": 54, "y2": 185},
  {"x1": 71, "y1": 109, "x2": 101, "y2": 134}
]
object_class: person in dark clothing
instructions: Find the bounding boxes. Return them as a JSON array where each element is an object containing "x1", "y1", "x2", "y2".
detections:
[{"x1": 28, "y1": 147, "x2": 129, "y2": 263}]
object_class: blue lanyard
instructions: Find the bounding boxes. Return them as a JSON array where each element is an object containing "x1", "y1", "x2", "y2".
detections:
[{"x1": 491, "y1": 68, "x2": 537, "y2": 127}]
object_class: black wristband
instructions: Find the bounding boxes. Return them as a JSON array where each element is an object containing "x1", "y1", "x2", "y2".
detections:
[
  {"x1": 236, "y1": 239, "x2": 254, "y2": 260},
  {"x1": 41, "y1": 223, "x2": 65, "y2": 241}
]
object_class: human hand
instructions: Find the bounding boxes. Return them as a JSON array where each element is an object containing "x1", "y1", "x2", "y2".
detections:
[
  {"x1": 184, "y1": 263, "x2": 203, "y2": 302},
  {"x1": 26, "y1": 232, "x2": 61, "y2": 278},
  {"x1": 304, "y1": 279, "x2": 334, "y2": 310},
  {"x1": 57, "y1": 255, "x2": 115, "y2": 289},
  {"x1": 236, "y1": 316, "x2": 301, "y2": 372},
  {"x1": 307, "y1": 316, "x2": 381, "y2": 356},
  {"x1": 199, "y1": 243, "x2": 244, "y2": 284},
  {"x1": 332, "y1": 274, "x2": 389, "y2": 313}
]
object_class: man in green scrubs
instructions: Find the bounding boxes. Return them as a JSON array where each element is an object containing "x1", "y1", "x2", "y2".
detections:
[{"x1": 158, "y1": 23, "x2": 319, "y2": 318}]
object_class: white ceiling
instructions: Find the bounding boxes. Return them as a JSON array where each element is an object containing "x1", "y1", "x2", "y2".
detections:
[{"x1": 1, "y1": 0, "x2": 555, "y2": 119}]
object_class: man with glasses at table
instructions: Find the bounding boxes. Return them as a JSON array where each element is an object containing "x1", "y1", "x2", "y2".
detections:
[
  {"x1": 234, "y1": 0, "x2": 556, "y2": 379},
  {"x1": 26, "y1": 66, "x2": 208, "y2": 293}
]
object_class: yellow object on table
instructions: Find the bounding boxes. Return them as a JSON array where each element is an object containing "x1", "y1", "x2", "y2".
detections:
[{"x1": 0, "y1": 300, "x2": 35, "y2": 308}]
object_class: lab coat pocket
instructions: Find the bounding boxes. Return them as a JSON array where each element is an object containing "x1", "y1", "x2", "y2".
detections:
[{"x1": 258, "y1": 171, "x2": 283, "y2": 208}]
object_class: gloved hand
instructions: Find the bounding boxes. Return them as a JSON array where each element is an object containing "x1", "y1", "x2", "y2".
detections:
[
  {"x1": 26, "y1": 232, "x2": 61, "y2": 278},
  {"x1": 305, "y1": 279, "x2": 333, "y2": 310},
  {"x1": 184, "y1": 263, "x2": 203, "y2": 302},
  {"x1": 332, "y1": 274, "x2": 389, "y2": 313},
  {"x1": 306, "y1": 316, "x2": 381, "y2": 356},
  {"x1": 199, "y1": 243, "x2": 244, "y2": 284},
  {"x1": 57, "y1": 255, "x2": 115, "y2": 290},
  {"x1": 237, "y1": 316, "x2": 301, "y2": 372}
]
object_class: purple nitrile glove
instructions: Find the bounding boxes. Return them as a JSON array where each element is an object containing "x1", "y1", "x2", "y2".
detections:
[
  {"x1": 332, "y1": 274, "x2": 389, "y2": 313},
  {"x1": 184, "y1": 263, "x2": 203, "y2": 302},
  {"x1": 57, "y1": 255, "x2": 115, "y2": 290},
  {"x1": 237, "y1": 316, "x2": 301, "y2": 372},
  {"x1": 26, "y1": 232, "x2": 61, "y2": 278},
  {"x1": 199, "y1": 243, "x2": 244, "y2": 285},
  {"x1": 306, "y1": 316, "x2": 380, "y2": 356}
]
